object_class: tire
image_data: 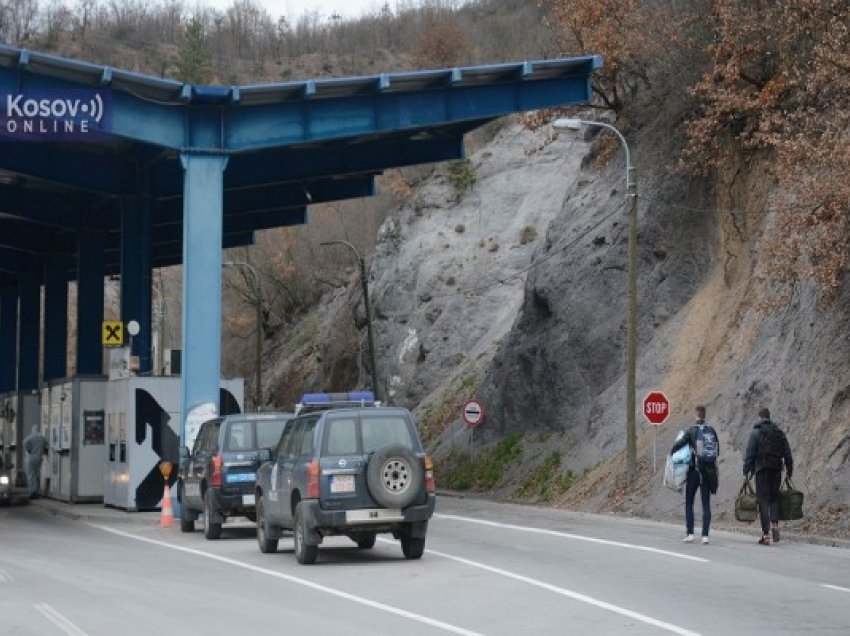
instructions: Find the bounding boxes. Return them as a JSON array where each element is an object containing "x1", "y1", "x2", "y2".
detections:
[
  {"x1": 179, "y1": 483, "x2": 194, "y2": 533},
  {"x1": 293, "y1": 502, "x2": 317, "y2": 565},
  {"x1": 366, "y1": 444, "x2": 424, "y2": 509},
  {"x1": 356, "y1": 533, "x2": 376, "y2": 550},
  {"x1": 203, "y1": 489, "x2": 222, "y2": 540},
  {"x1": 400, "y1": 533, "x2": 425, "y2": 560},
  {"x1": 256, "y1": 496, "x2": 278, "y2": 554}
]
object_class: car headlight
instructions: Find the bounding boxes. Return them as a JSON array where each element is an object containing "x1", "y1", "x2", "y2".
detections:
[{"x1": 0, "y1": 475, "x2": 9, "y2": 485}]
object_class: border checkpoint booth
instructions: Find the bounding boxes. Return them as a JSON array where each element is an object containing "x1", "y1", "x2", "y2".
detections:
[{"x1": 0, "y1": 45, "x2": 601, "y2": 510}]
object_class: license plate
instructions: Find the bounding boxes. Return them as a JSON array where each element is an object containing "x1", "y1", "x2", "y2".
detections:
[
  {"x1": 242, "y1": 494, "x2": 255, "y2": 506},
  {"x1": 345, "y1": 508, "x2": 403, "y2": 523},
  {"x1": 331, "y1": 474, "x2": 355, "y2": 494},
  {"x1": 226, "y1": 472, "x2": 256, "y2": 483}
]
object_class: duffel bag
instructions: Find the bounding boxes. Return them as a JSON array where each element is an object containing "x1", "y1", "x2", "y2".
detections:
[
  {"x1": 735, "y1": 477, "x2": 758, "y2": 523},
  {"x1": 778, "y1": 476, "x2": 804, "y2": 521}
]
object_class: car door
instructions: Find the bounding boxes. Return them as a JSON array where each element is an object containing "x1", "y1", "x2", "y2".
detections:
[
  {"x1": 187, "y1": 419, "x2": 221, "y2": 509},
  {"x1": 266, "y1": 419, "x2": 296, "y2": 523},
  {"x1": 278, "y1": 416, "x2": 319, "y2": 527},
  {"x1": 182, "y1": 421, "x2": 210, "y2": 509}
]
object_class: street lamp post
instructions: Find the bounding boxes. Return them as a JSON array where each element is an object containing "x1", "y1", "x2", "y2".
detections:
[
  {"x1": 553, "y1": 117, "x2": 638, "y2": 477},
  {"x1": 320, "y1": 240, "x2": 381, "y2": 402},
  {"x1": 223, "y1": 261, "x2": 263, "y2": 411}
]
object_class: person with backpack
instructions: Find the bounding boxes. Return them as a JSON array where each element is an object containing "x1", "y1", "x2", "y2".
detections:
[
  {"x1": 743, "y1": 407, "x2": 794, "y2": 545},
  {"x1": 670, "y1": 405, "x2": 719, "y2": 544}
]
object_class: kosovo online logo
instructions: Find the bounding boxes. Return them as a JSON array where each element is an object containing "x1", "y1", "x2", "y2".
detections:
[{"x1": 1, "y1": 89, "x2": 112, "y2": 141}]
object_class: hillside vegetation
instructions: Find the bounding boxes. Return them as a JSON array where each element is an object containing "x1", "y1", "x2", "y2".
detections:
[{"x1": 4, "y1": 0, "x2": 848, "y2": 534}]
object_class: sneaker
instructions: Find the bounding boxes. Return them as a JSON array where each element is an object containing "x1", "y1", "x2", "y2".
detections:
[
  {"x1": 758, "y1": 535, "x2": 771, "y2": 545},
  {"x1": 683, "y1": 534, "x2": 695, "y2": 543},
  {"x1": 771, "y1": 522, "x2": 780, "y2": 543},
  {"x1": 701, "y1": 536, "x2": 709, "y2": 545}
]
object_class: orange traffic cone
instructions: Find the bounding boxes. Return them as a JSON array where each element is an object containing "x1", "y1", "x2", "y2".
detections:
[{"x1": 159, "y1": 482, "x2": 174, "y2": 528}]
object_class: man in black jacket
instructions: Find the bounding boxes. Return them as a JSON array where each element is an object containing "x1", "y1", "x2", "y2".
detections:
[
  {"x1": 670, "y1": 406, "x2": 720, "y2": 544},
  {"x1": 744, "y1": 407, "x2": 794, "y2": 545}
]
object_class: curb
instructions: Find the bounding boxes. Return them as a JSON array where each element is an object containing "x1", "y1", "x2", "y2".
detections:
[{"x1": 30, "y1": 499, "x2": 159, "y2": 526}]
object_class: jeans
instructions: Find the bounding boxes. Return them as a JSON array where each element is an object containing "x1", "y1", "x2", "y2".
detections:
[
  {"x1": 685, "y1": 467, "x2": 711, "y2": 536},
  {"x1": 756, "y1": 468, "x2": 781, "y2": 535}
]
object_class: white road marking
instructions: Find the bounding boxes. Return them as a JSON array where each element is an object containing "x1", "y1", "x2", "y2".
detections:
[
  {"x1": 91, "y1": 524, "x2": 483, "y2": 636},
  {"x1": 0, "y1": 567, "x2": 13, "y2": 582},
  {"x1": 822, "y1": 584, "x2": 850, "y2": 593},
  {"x1": 435, "y1": 513, "x2": 708, "y2": 563},
  {"x1": 33, "y1": 603, "x2": 88, "y2": 636},
  {"x1": 406, "y1": 541, "x2": 701, "y2": 636}
]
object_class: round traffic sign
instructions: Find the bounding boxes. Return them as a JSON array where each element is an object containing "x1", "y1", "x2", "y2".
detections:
[
  {"x1": 643, "y1": 391, "x2": 670, "y2": 426},
  {"x1": 463, "y1": 399, "x2": 484, "y2": 428}
]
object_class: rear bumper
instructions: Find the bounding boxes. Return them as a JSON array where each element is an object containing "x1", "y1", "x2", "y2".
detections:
[
  {"x1": 303, "y1": 494, "x2": 436, "y2": 533},
  {"x1": 208, "y1": 487, "x2": 256, "y2": 517}
]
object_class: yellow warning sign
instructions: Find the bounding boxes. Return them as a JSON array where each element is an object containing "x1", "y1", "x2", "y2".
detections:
[{"x1": 102, "y1": 321, "x2": 124, "y2": 346}]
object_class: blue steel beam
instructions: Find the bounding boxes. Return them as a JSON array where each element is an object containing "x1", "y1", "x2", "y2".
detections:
[
  {"x1": 0, "y1": 144, "x2": 135, "y2": 195},
  {"x1": 120, "y1": 200, "x2": 152, "y2": 373},
  {"x1": 180, "y1": 153, "x2": 227, "y2": 449},
  {"x1": 150, "y1": 135, "x2": 465, "y2": 197},
  {"x1": 150, "y1": 209, "x2": 307, "y2": 242},
  {"x1": 0, "y1": 287, "x2": 16, "y2": 392},
  {"x1": 17, "y1": 273, "x2": 39, "y2": 391},
  {"x1": 224, "y1": 76, "x2": 594, "y2": 152},
  {"x1": 156, "y1": 175, "x2": 375, "y2": 213},
  {"x1": 76, "y1": 230, "x2": 105, "y2": 375}
]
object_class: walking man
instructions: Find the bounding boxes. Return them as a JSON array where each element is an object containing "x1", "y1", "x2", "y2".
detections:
[
  {"x1": 23, "y1": 425, "x2": 47, "y2": 498},
  {"x1": 744, "y1": 407, "x2": 793, "y2": 545},
  {"x1": 670, "y1": 405, "x2": 720, "y2": 544}
]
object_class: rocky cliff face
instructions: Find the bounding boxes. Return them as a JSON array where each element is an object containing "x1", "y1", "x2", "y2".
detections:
[{"x1": 268, "y1": 113, "x2": 849, "y2": 536}]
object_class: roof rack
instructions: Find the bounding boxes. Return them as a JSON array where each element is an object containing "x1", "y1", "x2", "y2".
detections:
[{"x1": 295, "y1": 391, "x2": 380, "y2": 415}]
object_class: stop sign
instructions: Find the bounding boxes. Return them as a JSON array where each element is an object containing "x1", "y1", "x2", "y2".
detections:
[{"x1": 643, "y1": 391, "x2": 670, "y2": 426}]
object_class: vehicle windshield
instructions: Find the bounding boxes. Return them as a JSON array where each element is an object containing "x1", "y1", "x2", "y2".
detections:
[
  {"x1": 224, "y1": 418, "x2": 289, "y2": 451},
  {"x1": 361, "y1": 415, "x2": 415, "y2": 453}
]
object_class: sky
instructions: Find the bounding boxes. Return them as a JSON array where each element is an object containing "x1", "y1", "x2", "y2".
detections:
[{"x1": 199, "y1": 0, "x2": 459, "y2": 20}]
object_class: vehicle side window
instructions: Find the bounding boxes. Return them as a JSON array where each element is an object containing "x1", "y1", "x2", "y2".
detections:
[
  {"x1": 192, "y1": 423, "x2": 210, "y2": 455},
  {"x1": 298, "y1": 418, "x2": 318, "y2": 457},
  {"x1": 276, "y1": 421, "x2": 294, "y2": 459},
  {"x1": 324, "y1": 417, "x2": 358, "y2": 456},
  {"x1": 205, "y1": 421, "x2": 222, "y2": 453},
  {"x1": 283, "y1": 420, "x2": 305, "y2": 461}
]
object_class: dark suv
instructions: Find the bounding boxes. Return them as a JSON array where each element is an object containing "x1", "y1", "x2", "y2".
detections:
[
  {"x1": 254, "y1": 394, "x2": 436, "y2": 564},
  {"x1": 178, "y1": 412, "x2": 293, "y2": 539}
]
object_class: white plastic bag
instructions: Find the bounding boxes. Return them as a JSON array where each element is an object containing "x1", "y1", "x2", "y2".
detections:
[{"x1": 663, "y1": 430, "x2": 690, "y2": 491}]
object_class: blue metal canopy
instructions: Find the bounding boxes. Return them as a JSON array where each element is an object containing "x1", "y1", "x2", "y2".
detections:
[{"x1": 0, "y1": 43, "x2": 601, "y2": 445}]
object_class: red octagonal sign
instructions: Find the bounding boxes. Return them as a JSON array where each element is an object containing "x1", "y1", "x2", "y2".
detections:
[{"x1": 643, "y1": 391, "x2": 670, "y2": 426}]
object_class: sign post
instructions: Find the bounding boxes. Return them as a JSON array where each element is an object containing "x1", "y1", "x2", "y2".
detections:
[
  {"x1": 463, "y1": 399, "x2": 484, "y2": 462},
  {"x1": 643, "y1": 391, "x2": 670, "y2": 472}
]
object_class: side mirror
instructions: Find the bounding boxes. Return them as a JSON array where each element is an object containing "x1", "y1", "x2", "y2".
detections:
[
  {"x1": 258, "y1": 448, "x2": 271, "y2": 463},
  {"x1": 179, "y1": 446, "x2": 190, "y2": 460}
]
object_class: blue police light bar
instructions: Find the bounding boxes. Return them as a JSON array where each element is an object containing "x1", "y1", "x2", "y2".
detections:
[{"x1": 295, "y1": 391, "x2": 378, "y2": 414}]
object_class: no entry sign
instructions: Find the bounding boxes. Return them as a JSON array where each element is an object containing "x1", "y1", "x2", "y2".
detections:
[
  {"x1": 463, "y1": 399, "x2": 484, "y2": 428},
  {"x1": 643, "y1": 391, "x2": 670, "y2": 426}
]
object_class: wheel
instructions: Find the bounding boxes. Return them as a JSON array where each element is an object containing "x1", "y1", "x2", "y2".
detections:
[
  {"x1": 366, "y1": 444, "x2": 424, "y2": 509},
  {"x1": 293, "y1": 502, "x2": 317, "y2": 565},
  {"x1": 203, "y1": 489, "x2": 222, "y2": 540},
  {"x1": 256, "y1": 495, "x2": 278, "y2": 554},
  {"x1": 179, "y1": 483, "x2": 194, "y2": 532},
  {"x1": 400, "y1": 533, "x2": 425, "y2": 560},
  {"x1": 356, "y1": 533, "x2": 376, "y2": 550}
]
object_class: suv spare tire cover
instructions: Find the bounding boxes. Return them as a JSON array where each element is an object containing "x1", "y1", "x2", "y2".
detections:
[{"x1": 366, "y1": 444, "x2": 423, "y2": 509}]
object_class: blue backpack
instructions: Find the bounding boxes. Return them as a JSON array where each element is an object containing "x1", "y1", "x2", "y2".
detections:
[{"x1": 695, "y1": 425, "x2": 718, "y2": 464}]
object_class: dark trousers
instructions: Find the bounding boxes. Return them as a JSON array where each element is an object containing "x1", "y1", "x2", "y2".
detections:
[
  {"x1": 685, "y1": 467, "x2": 711, "y2": 536},
  {"x1": 756, "y1": 468, "x2": 782, "y2": 535}
]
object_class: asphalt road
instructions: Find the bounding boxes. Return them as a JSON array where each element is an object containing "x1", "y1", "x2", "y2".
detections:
[{"x1": 1, "y1": 497, "x2": 849, "y2": 635}]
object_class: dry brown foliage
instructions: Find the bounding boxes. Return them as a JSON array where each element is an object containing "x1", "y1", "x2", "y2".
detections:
[{"x1": 684, "y1": 1, "x2": 850, "y2": 296}]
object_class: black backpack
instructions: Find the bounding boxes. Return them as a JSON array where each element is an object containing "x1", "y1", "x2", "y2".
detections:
[{"x1": 757, "y1": 423, "x2": 786, "y2": 470}]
